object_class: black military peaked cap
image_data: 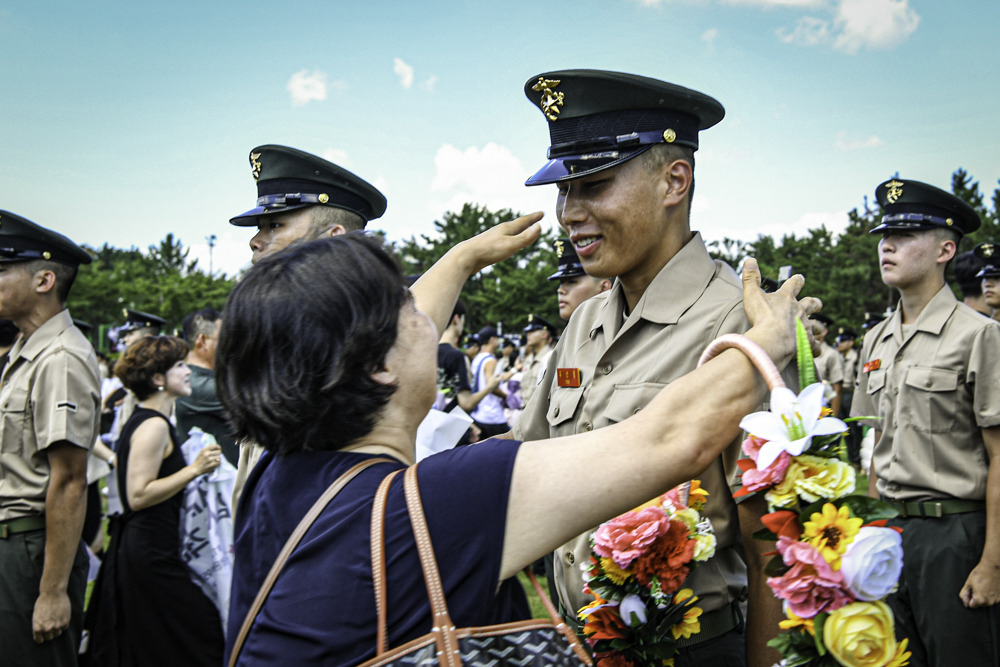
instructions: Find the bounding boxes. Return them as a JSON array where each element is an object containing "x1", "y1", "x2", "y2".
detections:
[
  {"x1": 0, "y1": 211, "x2": 92, "y2": 266},
  {"x1": 547, "y1": 238, "x2": 587, "y2": 281},
  {"x1": 120, "y1": 308, "x2": 166, "y2": 333},
  {"x1": 230, "y1": 145, "x2": 387, "y2": 226},
  {"x1": 972, "y1": 243, "x2": 1000, "y2": 279},
  {"x1": 523, "y1": 314, "x2": 557, "y2": 336},
  {"x1": 523, "y1": 69, "x2": 725, "y2": 185},
  {"x1": 871, "y1": 179, "x2": 980, "y2": 236}
]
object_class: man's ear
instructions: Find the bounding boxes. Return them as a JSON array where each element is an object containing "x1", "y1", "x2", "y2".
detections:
[
  {"x1": 939, "y1": 238, "x2": 957, "y2": 264},
  {"x1": 325, "y1": 224, "x2": 348, "y2": 238},
  {"x1": 33, "y1": 268, "x2": 57, "y2": 296},
  {"x1": 370, "y1": 368, "x2": 397, "y2": 387},
  {"x1": 660, "y1": 159, "x2": 693, "y2": 209}
]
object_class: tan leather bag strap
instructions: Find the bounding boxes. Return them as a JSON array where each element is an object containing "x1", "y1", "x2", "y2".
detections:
[
  {"x1": 402, "y1": 465, "x2": 463, "y2": 666},
  {"x1": 371, "y1": 469, "x2": 402, "y2": 655},
  {"x1": 228, "y1": 457, "x2": 393, "y2": 667}
]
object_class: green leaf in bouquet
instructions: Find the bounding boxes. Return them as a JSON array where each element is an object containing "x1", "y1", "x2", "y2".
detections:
[
  {"x1": 796, "y1": 318, "x2": 817, "y2": 389},
  {"x1": 752, "y1": 526, "x2": 779, "y2": 541},
  {"x1": 833, "y1": 495, "x2": 900, "y2": 523},
  {"x1": 812, "y1": 612, "x2": 829, "y2": 656},
  {"x1": 764, "y1": 553, "x2": 789, "y2": 577}
]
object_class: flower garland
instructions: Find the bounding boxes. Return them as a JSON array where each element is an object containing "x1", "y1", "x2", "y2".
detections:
[
  {"x1": 577, "y1": 481, "x2": 716, "y2": 667},
  {"x1": 735, "y1": 320, "x2": 908, "y2": 667}
]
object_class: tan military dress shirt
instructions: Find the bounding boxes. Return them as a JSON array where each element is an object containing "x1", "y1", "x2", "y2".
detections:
[
  {"x1": 841, "y1": 347, "x2": 859, "y2": 390},
  {"x1": 814, "y1": 342, "x2": 845, "y2": 386},
  {"x1": 0, "y1": 310, "x2": 100, "y2": 521},
  {"x1": 513, "y1": 233, "x2": 750, "y2": 615},
  {"x1": 852, "y1": 286, "x2": 1000, "y2": 502},
  {"x1": 520, "y1": 345, "x2": 553, "y2": 405}
]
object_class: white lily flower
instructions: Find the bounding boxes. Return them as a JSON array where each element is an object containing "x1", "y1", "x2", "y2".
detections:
[{"x1": 739, "y1": 383, "x2": 847, "y2": 470}]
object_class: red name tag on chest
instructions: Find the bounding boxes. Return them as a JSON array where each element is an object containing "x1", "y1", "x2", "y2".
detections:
[
  {"x1": 863, "y1": 359, "x2": 881, "y2": 373},
  {"x1": 556, "y1": 368, "x2": 581, "y2": 388}
]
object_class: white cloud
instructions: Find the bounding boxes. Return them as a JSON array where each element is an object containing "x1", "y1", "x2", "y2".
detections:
[
  {"x1": 428, "y1": 143, "x2": 552, "y2": 220},
  {"x1": 286, "y1": 69, "x2": 329, "y2": 107},
  {"x1": 776, "y1": 16, "x2": 831, "y2": 46},
  {"x1": 420, "y1": 75, "x2": 438, "y2": 92},
  {"x1": 833, "y1": 0, "x2": 919, "y2": 54},
  {"x1": 701, "y1": 28, "x2": 719, "y2": 46},
  {"x1": 394, "y1": 58, "x2": 414, "y2": 89},
  {"x1": 834, "y1": 131, "x2": 884, "y2": 151},
  {"x1": 321, "y1": 148, "x2": 353, "y2": 168}
]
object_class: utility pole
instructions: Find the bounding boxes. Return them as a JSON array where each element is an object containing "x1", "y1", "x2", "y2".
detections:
[{"x1": 206, "y1": 234, "x2": 217, "y2": 276}]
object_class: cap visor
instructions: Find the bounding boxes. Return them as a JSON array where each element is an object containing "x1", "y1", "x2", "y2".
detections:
[
  {"x1": 525, "y1": 147, "x2": 651, "y2": 186},
  {"x1": 229, "y1": 203, "x2": 312, "y2": 226}
]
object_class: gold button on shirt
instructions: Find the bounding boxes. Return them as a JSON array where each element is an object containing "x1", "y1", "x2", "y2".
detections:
[{"x1": 852, "y1": 286, "x2": 1000, "y2": 502}]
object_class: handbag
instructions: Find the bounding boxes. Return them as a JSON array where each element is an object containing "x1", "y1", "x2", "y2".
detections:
[
  {"x1": 228, "y1": 458, "x2": 592, "y2": 666},
  {"x1": 359, "y1": 465, "x2": 591, "y2": 666}
]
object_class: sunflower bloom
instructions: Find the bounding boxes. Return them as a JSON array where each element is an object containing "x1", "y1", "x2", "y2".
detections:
[
  {"x1": 778, "y1": 610, "x2": 816, "y2": 636},
  {"x1": 600, "y1": 557, "x2": 633, "y2": 585},
  {"x1": 886, "y1": 637, "x2": 911, "y2": 667},
  {"x1": 803, "y1": 503, "x2": 863, "y2": 569}
]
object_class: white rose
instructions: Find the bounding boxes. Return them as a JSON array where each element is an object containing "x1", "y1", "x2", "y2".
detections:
[
  {"x1": 619, "y1": 593, "x2": 647, "y2": 627},
  {"x1": 840, "y1": 526, "x2": 903, "y2": 601}
]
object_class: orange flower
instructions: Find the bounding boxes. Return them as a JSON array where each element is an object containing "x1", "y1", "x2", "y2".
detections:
[
  {"x1": 762, "y1": 510, "x2": 803, "y2": 541},
  {"x1": 631, "y1": 519, "x2": 695, "y2": 592},
  {"x1": 581, "y1": 603, "x2": 628, "y2": 643}
]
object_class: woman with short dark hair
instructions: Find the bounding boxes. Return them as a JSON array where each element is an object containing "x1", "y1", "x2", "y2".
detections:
[
  {"x1": 221, "y1": 216, "x2": 815, "y2": 666},
  {"x1": 87, "y1": 335, "x2": 225, "y2": 666}
]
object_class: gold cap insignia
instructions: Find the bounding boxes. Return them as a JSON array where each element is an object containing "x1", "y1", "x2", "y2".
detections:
[
  {"x1": 532, "y1": 77, "x2": 565, "y2": 122},
  {"x1": 946, "y1": 218, "x2": 954, "y2": 227},
  {"x1": 318, "y1": 193, "x2": 329, "y2": 204},
  {"x1": 663, "y1": 129, "x2": 676, "y2": 143},
  {"x1": 250, "y1": 152, "x2": 263, "y2": 181},
  {"x1": 528, "y1": 314, "x2": 534, "y2": 323},
  {"x1": 554, "y1": 239, "x2": 565, "y2": 258},
  {"x1": 885, "y1": 179, "x2": 904, "y2": 204},
  {"x1": 983, "y1": 244, "x2": 995, "y2": 258}
]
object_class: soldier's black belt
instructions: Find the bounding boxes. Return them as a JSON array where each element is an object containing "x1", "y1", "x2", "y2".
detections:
[
  {"x1": 888, "y1": 499, "x2": 985, "y2": 518},
  {"x1": 0, "y1": 515, "x2": 45, "y2": 538}
]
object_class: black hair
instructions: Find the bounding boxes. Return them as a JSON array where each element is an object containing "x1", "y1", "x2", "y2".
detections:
[
  {"x1": 451, "y1": 298, "x2": 466, "y2": 321},
  {"x1": 217, "y1": 232, "x2": 406, "y2": 455},
  {"x1": 181, "y1": 308, "x2": 222, "y2": 345}
]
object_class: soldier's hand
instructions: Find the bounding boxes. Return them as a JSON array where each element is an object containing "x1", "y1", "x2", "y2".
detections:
[
  {"x1": 33, "y1": 591, "x2": 71, "y2": 643},
  {"x1": 741, "y1": 258, "x2": 821, "y2": 366},
  {"x1": 454, "y1": 211, "x2": 543, "y2": 275},
  {"x1": 960, "y1": 561, "x2": 1000, "y2": 608}
]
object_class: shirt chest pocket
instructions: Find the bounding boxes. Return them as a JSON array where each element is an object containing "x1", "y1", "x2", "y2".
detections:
[
  {"x1": 1, "y1": 388, "x2": 30, "y2": 455},
  {"x1": 902, "y1": 366, "x2": 959, "y2": 433},
  {"x1": 604, "y1": 383, "x2": 665, "y2": 424},
  {"x1": 546, "y1": 389, "x2": 583, "y2": 435}
]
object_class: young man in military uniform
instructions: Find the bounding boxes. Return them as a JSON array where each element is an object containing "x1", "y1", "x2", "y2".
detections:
[
  {"x1": 975, "y1": 242, "x2": 1000, "y2": 322},
  {"x1": 512, "y1": 69, "x2": 784, "y2": 666},
  {"x1": 519, "y1": 313, "x2": 557, "y2": 405},
  {"x1": 0, "y1": 211, "x2": 101, "y2": 666},
  {"x1": 853, "y1": 179, "x2": 1000, "y2": 666},
  {"x1": 548, "y1": 238, "x2": 611, "y2": 321},
  {"x1": 229, "y1": 145, "x2": 388, "y2": 507}
]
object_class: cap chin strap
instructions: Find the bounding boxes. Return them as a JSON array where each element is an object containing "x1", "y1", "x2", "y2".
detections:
[
  {"x1": 255, "y1": 193, "x2": 327, "y2": 208},
  {"x1": 880, "y1": 212, "x2": 953, "y2": 227},
  {"x1": 547, "y1": 129, "x2": 681, "y2": 159}
]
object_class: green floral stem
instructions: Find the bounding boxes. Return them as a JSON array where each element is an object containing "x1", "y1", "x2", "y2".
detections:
[{"x1": 796, "y1": 319, "x2": 817, "y2": 389}]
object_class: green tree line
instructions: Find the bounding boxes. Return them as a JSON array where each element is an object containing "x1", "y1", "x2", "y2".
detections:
[{"x1": 65, "y1": 168, "x2": 998, "y2": 351}]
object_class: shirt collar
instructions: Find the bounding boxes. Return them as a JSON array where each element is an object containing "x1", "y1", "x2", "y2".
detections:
[
  {"x1": 589, "y1": 231, "x2": 717, "y2": 339},
  {"x1": 9, "y1": 310, "x2": 74, "y2": 363},
  {"x1": 878, "y1": 285, "x2": 957, "y2": 343}
]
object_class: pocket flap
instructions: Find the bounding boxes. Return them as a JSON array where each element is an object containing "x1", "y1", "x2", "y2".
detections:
[
  {"x1": 604, "y1": 382, "x2": 665, "y2": 424},
  {"x1": 546, "y1": 389, "x2": 583, "y2": 428},
  {"x1": 2, "y1": 388, "x2": 28, "y2": 412},
  {"x1": 866, "y1": 370, "x2": 886, "y2": 394},
  {"x1": 905, "y1": 366, "x2": 958, "y2": 392}
]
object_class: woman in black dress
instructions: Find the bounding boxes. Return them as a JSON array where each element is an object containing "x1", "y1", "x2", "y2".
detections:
[{"x1": 88, "y1": 336, "x2": 224, "y2": 666}]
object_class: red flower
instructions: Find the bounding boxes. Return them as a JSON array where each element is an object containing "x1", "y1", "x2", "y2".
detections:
[
  {"x1": 595, "y1": 652, "x2": 636, "y2": 667},
  {"x1": 762, "y1": 510, "x2": 803, "y2": 540},
  {"x1": 630, "y1": 519, "x2": 695, "y2": 592}
]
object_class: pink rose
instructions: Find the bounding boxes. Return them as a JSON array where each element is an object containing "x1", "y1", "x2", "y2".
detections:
[
  {"x1": 593, "y1": 506, "x2": 670, "y2": 569},
  {"x1": 740, "y1": 435, "x2": 791, "y2": 490},
  {"x1": 767, "y1": 537, "x2": 854, "y2": 618}
]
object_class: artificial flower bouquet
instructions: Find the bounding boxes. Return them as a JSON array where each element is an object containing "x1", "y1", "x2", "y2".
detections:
[
  {"x1": 735, "y1": 321, "x2": 908, "y2": 667},
  {"x1": 577, "y1": 481, "x2": 715, "y2": 667}
]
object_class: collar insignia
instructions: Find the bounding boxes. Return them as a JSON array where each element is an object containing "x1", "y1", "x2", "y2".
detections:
[{"x1": 532, "y1": 77, "x2": 565, "y2": 121}]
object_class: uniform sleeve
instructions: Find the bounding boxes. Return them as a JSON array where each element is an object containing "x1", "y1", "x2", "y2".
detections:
[
  {"x1": 968, "y1": 322, "x2": 1000, "y2": 429},
  {"x1": 851, "y1": 335, "x2": 878, "y2": 426},
  {"x1": 511, "y1": 344, "x2": 561, "y2": 442},
  {"x1": 31, "y1": 349, "x2": 100, "y2": 451}
]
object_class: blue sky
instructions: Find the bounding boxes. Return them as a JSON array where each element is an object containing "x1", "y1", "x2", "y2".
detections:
[{"x1": 2, "y1": 0, "x2": 998, "y2": 277}]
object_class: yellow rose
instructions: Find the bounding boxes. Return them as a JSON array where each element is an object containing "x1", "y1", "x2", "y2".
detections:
[
  {"x1": 794, "y1": 455, "x2": 856, "y2": 502},
  {"x1": 824, "y1": 601, "x2": 899, "y2": 667},
  {"x1": 766, "y1": 459, "x2": 806, "y2": 509}
]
